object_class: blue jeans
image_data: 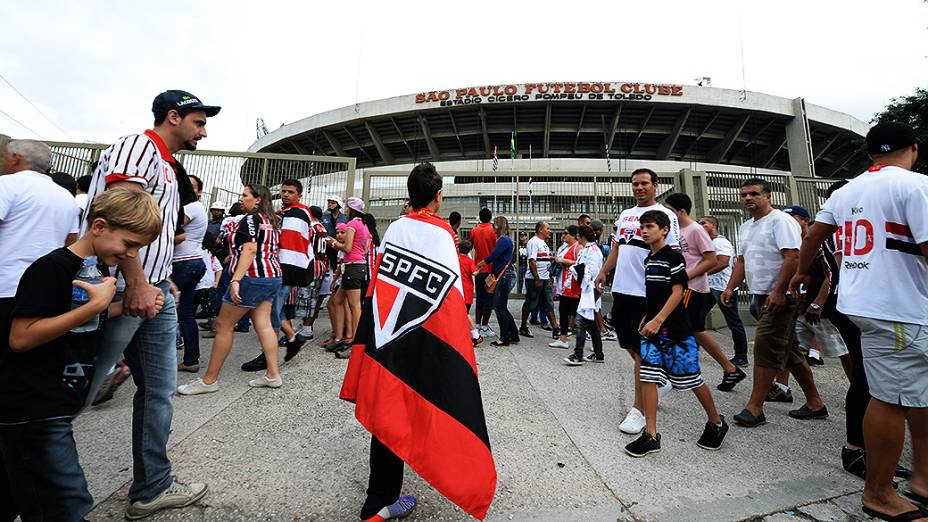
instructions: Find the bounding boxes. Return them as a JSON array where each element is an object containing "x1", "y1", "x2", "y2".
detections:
[
  {"x1": 270, "y1": 284, "x2": 295, "y2": 332},
  {"x1": 86, "y1": 281, "x2": 178, "y2": 502},
  {"x1": 707, "y1": 288, "x2": 749, "y2": 359},
  {"x1": 492, "y1": 269, "x2": 517, "y2": 341},
  {"x1": 213, "y1": 266, "x2": 250, "y2": 330},
  {"x1": 0, "y1": 419, "x2": 92, "y2": 522},
  {"x1": 173, "y1": 259, "x2": 206, "y2": 366}
]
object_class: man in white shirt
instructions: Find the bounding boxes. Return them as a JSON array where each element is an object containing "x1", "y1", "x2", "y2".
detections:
[
  {"x1": 699, "y1": 215, "x2": 749, "y2": 367},
  {"x1": 790, "y1": 122, "x2": 928, "y2": 520},
  {"x1": 723, "y1": 178, "x2": 826, "y2": 429},
  {"x1": 594, "y1": 168, "x2": 680, "y2": 435},
  {"x1": 519, "y1": 221, "x2": 559, "y2": 337}
]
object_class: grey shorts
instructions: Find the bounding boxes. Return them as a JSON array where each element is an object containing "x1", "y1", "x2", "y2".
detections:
[{"x1": 849, "y1": 315, "x2": 928, "y2": 407}]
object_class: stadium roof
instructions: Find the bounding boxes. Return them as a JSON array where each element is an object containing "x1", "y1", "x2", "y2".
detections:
[{"x1": 250, "y1": 82, "x2": 870, "y2": 177}]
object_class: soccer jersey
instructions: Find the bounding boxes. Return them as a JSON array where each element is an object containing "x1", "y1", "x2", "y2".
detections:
[
  {"x1": 231, "y1": 213, "x2": 282, "y2": 278},
  {"x1": 816, "y1": 165, "x2": 928, "y2": 324},
  {"x1": 737, "y1": 209, "x2": 801, "y2": 295},
  {"x1": 558, "y1": 242, "x2": 581, "y2": 299},
  {"x1": 277, "y1": 203, "x2": 313, "y2": 286},
  {"x1": 85, "y1": 130, "x2": 180, "y2": 284},
  {"x1": 525, "y1": 235, "x2": 552, "y2": 280},
  {"x1": 611, "y1": 203, "x2": 680, "y2": 297},
  {"x1": 470, "y1": 222, "x2": 497, "y2": 274}
]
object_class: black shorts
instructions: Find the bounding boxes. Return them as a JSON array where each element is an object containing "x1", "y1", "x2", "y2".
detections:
[
  {"x1": 611, "y1": 292, "x2": 647, "y2": 350},
  {"x1": 342, "y1": 263, "x2": 368, "y2": 291},
  {"x1": 683, "y1": 290, "x2": 709, "y2": 333}
]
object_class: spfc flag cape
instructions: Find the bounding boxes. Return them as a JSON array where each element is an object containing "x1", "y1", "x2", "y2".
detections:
[{"x1": 340, "y1": 210, "x2": 497, "y2": 520}]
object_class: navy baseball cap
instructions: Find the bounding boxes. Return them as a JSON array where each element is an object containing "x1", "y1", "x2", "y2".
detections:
[
  {"x1": 783, "y1": 206, "x2": 811, "y2": 219},
  {"x1": 866, "y1": 121, "x2": 918, "y2": 155},
  {"x1": 152, "y1": 90, "x2": 221, "y2": 118}
]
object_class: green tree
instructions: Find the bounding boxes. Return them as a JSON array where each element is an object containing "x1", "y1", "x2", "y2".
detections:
[{"x1": 872, "y1": 86, "x2": 927, "y2": 174}]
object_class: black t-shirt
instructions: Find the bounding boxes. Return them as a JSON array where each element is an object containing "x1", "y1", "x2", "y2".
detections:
[
  {"x1": 800, "y1": 247, "x2": 828, "y2": 309},
  {"x1": 0, "y1": 248, "x2": 102, "y2": 423},
  {"x1": 644, "y1": 245, "x2": 692, "y2": 341}
]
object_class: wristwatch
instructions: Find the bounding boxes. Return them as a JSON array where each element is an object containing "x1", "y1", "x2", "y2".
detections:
[{"x1": 808, "y1": 303, "x2": 821, "y2": 311}]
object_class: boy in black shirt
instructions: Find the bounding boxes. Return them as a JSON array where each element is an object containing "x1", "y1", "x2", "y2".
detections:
[
  {"x1": 0, "y1": 189, "x2": 161, "y2": 521},
  {"x1": 624, "y1": 210, "x2": 729, "y2": 458}
]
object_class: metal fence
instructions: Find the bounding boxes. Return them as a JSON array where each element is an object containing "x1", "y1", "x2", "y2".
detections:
[{"x1": 0, "y1": 135, "x2": 356, "y2": 211}]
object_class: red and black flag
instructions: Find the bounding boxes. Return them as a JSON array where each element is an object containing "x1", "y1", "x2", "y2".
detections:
[{"x1": 340, "y1": 209, "x2": 497, "y2": 520}]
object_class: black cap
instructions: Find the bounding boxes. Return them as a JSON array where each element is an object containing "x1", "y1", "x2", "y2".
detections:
[
  {"x1": 867, "y1": 121, "x2": 918, "y2": 155},
  {"x1": 152, "y1": 90, "x2": 221, "y2": 118},
  {"x1": 783, "y1": 205, "x2": 811, "y2": 219}
]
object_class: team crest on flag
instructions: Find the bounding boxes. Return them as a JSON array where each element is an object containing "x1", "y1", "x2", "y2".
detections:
[{"x1": 373, "y1": 242, "x2": 458, "y2": 349}]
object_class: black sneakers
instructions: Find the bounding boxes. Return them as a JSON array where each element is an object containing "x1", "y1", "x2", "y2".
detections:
[
  {"x1": 583, "y1": 353, "x2": 605, "y2": 363},
  {"x1": 842, "y1": 446, "x2": 866, "y2": 479},
  {"x1": 733, "y1": 409, "x2": 767, "y2": 427},
  {"x1": 518, "y1": 327, "x2": 534, "y2": 338},
  {"x1": 696, "y1": 416, "x2": 729, "y2": 450},
  {"x1": 241, "y1": 353, "x2": 267, "y2": 372},
  {"x1": 788, "y1": 404, "x2": 829, "y2": 420},
  {"x1": 717, "y1": 367, "x2": 747, "y2": 392},
  {"x1": 563, "y1": 353, "x2": 584, "y2": 366},
  {"x1": 284, "y1": 335, "x2": 307, "y2": 362},
  {"x1": 625, "y1": 432, "x2": 661, "y2": 458}
]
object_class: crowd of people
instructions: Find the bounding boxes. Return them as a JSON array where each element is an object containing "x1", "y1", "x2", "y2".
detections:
[{"x1": 0, "y1": 86, "x2": 924, "y2": 522}]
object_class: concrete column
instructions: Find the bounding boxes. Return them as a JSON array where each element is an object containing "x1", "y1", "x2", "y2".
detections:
[{"x1": 785, "y1": 98, "x2": 815, "y2": 178}]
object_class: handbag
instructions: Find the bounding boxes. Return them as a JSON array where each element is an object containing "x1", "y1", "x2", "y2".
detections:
[{"x1": 485, "y1": 259, "x2": 512, "y2": 295}]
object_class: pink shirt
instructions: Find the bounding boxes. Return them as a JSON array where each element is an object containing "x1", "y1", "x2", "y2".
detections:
[
  {"x1": 344, "y1": 217, "x2": 370, "y2": 263},
  {"x1": 679, "y1": 222, "x2": 715, "y2": 293}
]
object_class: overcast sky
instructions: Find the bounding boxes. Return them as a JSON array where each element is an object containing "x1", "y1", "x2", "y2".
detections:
[{"x1": 1, "y1": 0, "x2": 925, "y2": 151}]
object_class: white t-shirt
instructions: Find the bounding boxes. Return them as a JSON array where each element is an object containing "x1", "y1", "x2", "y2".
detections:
[
  {"x1": 611, "y1": 203, "x2": 680, "y2": 297},
  {"x1": 75, "y1": 193, "x2": 89, "y2": 212},
  {"x1": 0, "y1": 171, "x2": 81, "y2": 298},
  {"x1": 84, "y1": 130, "x2": 180, "y2": 284},
  {"x1": 173, "y1": 201, "x2": 208, "y2": 261},
  {"x1": 816, "y1": 165, "x2": 928, "y2": 324},
  {"x1": 525, "y1": 235, "x2": 552, "y2": 280},
  {"x1": 708, "y1": 235, "x2": 735, "y2": 292},
  {"x1": 195, "y1": 249, "x2": 223, "y2": 291},
  {"x1": 737, "y1": 209, "x2": 801, "y2": 295}
]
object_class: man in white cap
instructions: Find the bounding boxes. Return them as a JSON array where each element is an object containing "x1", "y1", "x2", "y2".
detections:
[
  {"x1": 206, "y1": 200, "x2": 226, "y2": 240},
  {"x1": 322, "y1": 195, "x2": 347, "y2": 237}
]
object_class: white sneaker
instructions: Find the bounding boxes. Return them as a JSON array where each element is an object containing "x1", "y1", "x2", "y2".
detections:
[
  {"x1": 125, "y1": 477, "x2": 208, "y2": 520},
  {"x1": 248, "y1": 375, "x2": 283, "y2": 388},
  {"x1": 480, "y1": 326, "x2": 496, "y2": 338},
  {"x1": 176, "y1": 378, "x2": 218, "y2": 396},
  {"x1": 619, "y1": 407, "x2": 646, "y2": 434},
  {"x1": 658, "y1": 380, "x2": 672, "y2": 402},
  {"x1": 548, "y1": 339, "x2": 570, "y2": 349},
  {"x1": 299, "y1": 325, "x2": 314, "y2": 339}
]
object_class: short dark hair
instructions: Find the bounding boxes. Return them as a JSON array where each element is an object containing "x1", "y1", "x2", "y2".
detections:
[
  {"x1": 188, "y1": 174, "x2": 203, "y2": 193},
  {"x1": 458, "y1": 239, "x2": 473, "y2": 255},
  {"x1": 449, "y1": 211, "x2": 461, "y2": 228},
  {"x1": 631, "y1": 168, "x2": 658, "y2": 184},
  {"x1": 51, "y1": 171, "x2": 77, "y2": 196},
  {"x1": 407, "y1": 162, "x2": 442, "y2": 208},
  {"x1": 153, "y1": 107, "x2": 197, "y2": 127},
  {"x1": 825, "y1": 179, "x2": 848, "y2": 199},
  {"x1": 664, "y1": 193, "x2": 692, "y2": 214},
  {"x1": 534, "y1": 220, "x2": 547, "y2": 233},
  {"x1": 578, "y1": 213, "x2": 592, "y2": 223},
  {"x1": 577, "y1": 225, "x2": 595, "y2": 242},
  {"x1": 479, "y1": 207, "x2": 492, "y2": 223},
  {"x1": 309, "y1": 205, "x2": 323, "y2": 220},
  {"x1": 639, "y1": 210, "x2": 670, "y2": 230},
  {"x1": 281, "y1": 179, "x2": 303, "y2": 194},
  {"x1": 76, "y1": 174, "x2": 92, "y2": 194},
  {"x1": 565, "y1": 225, "x2": 579, "y2": 237},
  {"x1": 700, "y1": 215, "x2": 720, "y2": 228},
  {"x1": 742, "y1": 177, "x2": 771, "y2": 195}
]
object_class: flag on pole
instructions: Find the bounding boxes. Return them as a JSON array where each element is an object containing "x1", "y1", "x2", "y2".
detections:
[
  {"x1": 509, "y1": 131, "x2": 516, "y2": 160},
  {"x1": 605, "y1": 143, "x2": 612, "y2": 173},
  {"x1": 341, "y1": 211, "x2": 497, "y2": 519},
  {"x1": 492, "y1": 146, "x2": 499, "y2": 172},
  {"x1": 528, "y1": 176, "x2": 533, "y2": 195}
]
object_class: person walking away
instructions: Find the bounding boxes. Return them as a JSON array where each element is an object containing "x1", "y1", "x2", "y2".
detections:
[
  {"x1": 476, "y1": 216, "x2": 517, "y2": 346},
  {"x1": 698, "y1": 215, "x2": 749, "y2": 367},
  {"x1": 790, "y1": 121, "x2": 928, "y2": 521},
  {"x1": 562, "y1": 225, "x2": 604, "y2": 365},
  {"x1": 458, "y1": 240, "x2": 483, "y2": 345},
  {"x1": 623, "y1": 210, "x2": 729, "y2": 457},
  {"x1": 470, "y1": 208, "x2": 497, "y2": 338},
  {"x1": 177, "y1": 183, "x2": 283, "y2": 394},
  {"x1": 174, "y1": 175, "x2": 208, "y2": 373},
  {"x1": 723, "y1": 178, "x2": 826, "y2": 429},
  {"x1": 664, "y1": 193, "x2": 746, "y2": 391}
]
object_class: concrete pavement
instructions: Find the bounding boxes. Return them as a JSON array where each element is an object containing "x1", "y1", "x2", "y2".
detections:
[{"x1": 77, "y1": 302, "x2": 907, "y2": 521}]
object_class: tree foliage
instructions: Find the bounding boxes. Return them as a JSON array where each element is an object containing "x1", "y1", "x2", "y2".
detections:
[{"x1": 872, "y1": 86, "x2": 927, "y2": 174}]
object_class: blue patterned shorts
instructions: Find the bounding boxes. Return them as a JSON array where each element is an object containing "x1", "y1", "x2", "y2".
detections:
[{"x1": 639, "y1": 335, "x2": 704, "y2": 390}]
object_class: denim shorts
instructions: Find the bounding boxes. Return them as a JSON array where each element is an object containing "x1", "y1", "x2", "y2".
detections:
[{"x1": 224, "y1": 277, "x2": 283, "y2": 309}]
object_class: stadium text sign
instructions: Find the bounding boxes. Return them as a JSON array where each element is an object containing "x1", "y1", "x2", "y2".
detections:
[{"x1": 415, "y1": 82, "x2": 684, "y2": 106}]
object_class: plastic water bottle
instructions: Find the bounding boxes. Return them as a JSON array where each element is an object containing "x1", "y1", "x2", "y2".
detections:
[{"x1": 71, "y1": 257, "x2": 103, "y2": 333}]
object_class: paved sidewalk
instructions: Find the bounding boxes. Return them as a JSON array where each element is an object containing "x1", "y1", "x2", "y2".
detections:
[{"x1": 77, "y1": 302, "x2": 908, "y2": 521}]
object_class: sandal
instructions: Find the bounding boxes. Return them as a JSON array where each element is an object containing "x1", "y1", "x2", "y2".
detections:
[
  {"x1": 324, "y1": 339, "x2": 343, "y2": 353},
  {"x1": 862, "y1": 505, "x2": 928, "y2": 521},
  {"x1": 904, "y1": 489, "x2": 928, "y2": 506},
  {"x1": 321, "y1": 337, "x2": 336, "y2": 348}
]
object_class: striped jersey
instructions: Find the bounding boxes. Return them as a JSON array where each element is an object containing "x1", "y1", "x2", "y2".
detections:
[
  {"x1": 84, "y1": 130, "x2": 180, "y2": 284},
  {"x1": 277, "y1": 203, "x2": 313, "y2": 286},
  {"x1": 611, "y1": 203, "x2": 680, "y2": 297},
  {"x1": 309, "y1": 221, "x2": 329, "y2": 278},
  {"x1": 230, "y1": 213, "x2": 282, "y2": 278}
]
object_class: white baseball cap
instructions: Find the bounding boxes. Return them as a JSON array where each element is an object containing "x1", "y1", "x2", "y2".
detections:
[
  {"x1": 327, "y1": 195, "x2": 345, "y2": 209},
  {"x1": 210, "y1": 200, "x2": 227, "y2": 211}
]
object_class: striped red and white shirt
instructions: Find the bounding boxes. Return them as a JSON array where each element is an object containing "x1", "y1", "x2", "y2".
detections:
[
  {"x1": 84, "y1": 130, "x2": 180, "y2": 284},
  {"x1": 277, "y1": 203, "x2": 313, "y2": 286},
  {"x1": 230, "y1": 212, "x2": 282, "y2": 278},
  {"x1": 308, "y1": 221, "x2": 329, "y2": 278}
]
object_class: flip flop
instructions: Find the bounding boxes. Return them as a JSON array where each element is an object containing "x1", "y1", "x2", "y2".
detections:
[
  {"x1": 897, "y1": 465, "x2": 915, "y2": 480},
  {"x1": 904, "y1": 490, "x2": 928, "y2": 506},
  {"x1": 862, "y1": 505, "x2": 928, "y2": 521}
]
